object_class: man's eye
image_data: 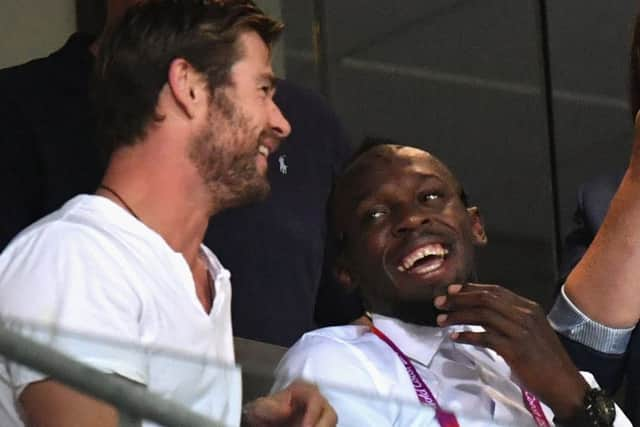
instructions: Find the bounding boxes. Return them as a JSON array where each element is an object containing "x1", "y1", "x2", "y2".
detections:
[
  {"x1": 366, "y1": 208, "x2": 388, "y2": 220},
  {"x1": 420, "y1": 192, "x2": 442, "y2": 202}
]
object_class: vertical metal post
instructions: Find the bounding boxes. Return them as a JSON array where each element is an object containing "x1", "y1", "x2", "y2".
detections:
[
  {"x1": 533, "y1": 0, "x2": 561, "y2": 285},
  {"x1": 312, "y1": 0, "x2": 333, "y2": 103}
]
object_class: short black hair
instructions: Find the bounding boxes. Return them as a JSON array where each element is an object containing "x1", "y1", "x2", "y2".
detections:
[{"x1": 340, "y1": 136, "x2": 470, "y2": 207}]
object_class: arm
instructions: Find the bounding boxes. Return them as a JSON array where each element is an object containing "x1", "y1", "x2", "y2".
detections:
[
  {"x1": 0, "y1": 227, "x2": 146, "y2": 422},
  {"x1": 436, "y1": 283, "x2": 632, "y2": 426},
  {"x1": 549, "y1": 174, "x2": 629, "y2": 392},
  {"x1": 20, "y1": 380, "x2": 120, "y2": 427},
  {"x1": 242, "y1": 381, "x2": 336, "y2": 427},
  {"x1": 564, "y1": 114, "x2": 640, "y2": 328}
]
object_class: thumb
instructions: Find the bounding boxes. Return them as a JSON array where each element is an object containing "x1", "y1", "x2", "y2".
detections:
[{"x1": 243, "y1": 390, "x2": 293, "y2": 426}]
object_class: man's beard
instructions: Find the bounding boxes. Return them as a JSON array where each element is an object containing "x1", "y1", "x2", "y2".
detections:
[{"x1": 188, "y1": 93, "x2": 271, "y2": 211}]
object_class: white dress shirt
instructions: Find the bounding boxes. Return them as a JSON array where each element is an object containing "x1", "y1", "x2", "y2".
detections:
[{"x1": 273, "y1": 314, "x2": 631, "y2": 427}]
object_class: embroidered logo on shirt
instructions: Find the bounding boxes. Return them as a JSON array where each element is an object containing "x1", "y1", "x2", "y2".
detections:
[{"x1": 278, "y1": 155, "x2": 288, "y2": 175}]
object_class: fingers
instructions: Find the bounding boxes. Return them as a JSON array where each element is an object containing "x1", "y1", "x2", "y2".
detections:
[
  {"x1": 304, "y1": 403, "x2": 337, "y2": 427},
  {"x1": 242, "y1": 391, "x2": 293, "y2": 426},
  {"x1": 245, "y1": 381, "x2": 337, "y2": 427},
  {"x1": 434, "y1": 283, "x2": 545, "y2": 343},
  {"x1": 288, "y1": 381, "x2": 337, "y2": 427}
]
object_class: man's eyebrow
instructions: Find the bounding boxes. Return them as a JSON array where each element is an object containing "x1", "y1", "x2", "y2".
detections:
[
  {"x1": 415, "y1": 172, "x2": 444, "y2": 182},
  {"x1": 258, "y1": 73, "x2": 277, "y2": 88},
  {"x1": 348, "y1": 173, "x2": 448, "y2": 206}
]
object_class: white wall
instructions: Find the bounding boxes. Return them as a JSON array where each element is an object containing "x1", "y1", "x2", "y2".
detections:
[
  {"x1": 0, "y1": 1, "x2": 285, "y2": 74},
  {"x1": 0, "y1": 0, "x2": 76, "y2": 68}
]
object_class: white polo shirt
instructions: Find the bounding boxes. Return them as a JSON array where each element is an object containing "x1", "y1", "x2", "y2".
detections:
[{"x1": 0, "y1": 195, "x2": 240, "y2": 426}]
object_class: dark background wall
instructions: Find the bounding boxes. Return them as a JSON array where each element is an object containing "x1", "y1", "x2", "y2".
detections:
[
  {"x1": 2, "y1": 0, "x2": 634, "y2": 309},
  {"x1": 281, "y1": 0, "x2": 636, "y2": 308}
]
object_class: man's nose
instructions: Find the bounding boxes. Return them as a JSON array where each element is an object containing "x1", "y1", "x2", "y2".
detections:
[
  {"x1": 269, "y1": 101, "x2": 291, "y2": 139},
  {"x1": 392, "y1": 208, "x2": 431, "y2": 237}
]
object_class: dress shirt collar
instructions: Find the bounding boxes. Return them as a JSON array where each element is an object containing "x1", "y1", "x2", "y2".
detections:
[
  {"x1": 371, "y1": 313, "x2": 450, "y2": 367},
  {"x1": 370, "y1": 313, "x2": 493, "y2": 368}
]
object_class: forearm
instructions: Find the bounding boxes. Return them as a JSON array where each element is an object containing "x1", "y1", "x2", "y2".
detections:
[
  {"x1": 549, "y1": 285, "x2": 635, "y2": 355},
  {"x1": 20, "y1": 379, "x2": 121, "y2": 427},
  {"x1": 565, "y1": 168, "x2": 640, "y2": 327},
  {"x1": 565, "y1": 115, "x2": 640, "y2": 328}
]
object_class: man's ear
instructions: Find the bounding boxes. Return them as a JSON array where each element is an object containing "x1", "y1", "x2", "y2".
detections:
[
  {"x1": 166, "y1": 57, "x2": 206, "y2": 120},
  {"x1": 333, "y1": 255, "x2": 358, "y2": 292},
  {"x1": 467, "y1": 206, "x2": 488, "y2": 246}
]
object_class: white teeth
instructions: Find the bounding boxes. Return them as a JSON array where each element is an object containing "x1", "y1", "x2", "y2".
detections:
[
  {"x1": 397, "y1": 244, "x2": 449, "y2": 272},
  {"x1": 258, "y1": 145, "x2": 270, "y2": 156}
]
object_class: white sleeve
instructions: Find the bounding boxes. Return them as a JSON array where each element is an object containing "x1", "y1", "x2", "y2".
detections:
[
  {"x1": 272, "y1": 333, "x2": 438, "y2": 427},
  {"x1": 0, "y1": 223, "x2": 147, "y2": 392}
]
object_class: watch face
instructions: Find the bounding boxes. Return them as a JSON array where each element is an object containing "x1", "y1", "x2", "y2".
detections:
[
  {"x1": 595, "y1": 394, "x2": 616, "y2": 424},
  {"x1": 585, "y1": 388, "x2": 616, "y2": 426}
]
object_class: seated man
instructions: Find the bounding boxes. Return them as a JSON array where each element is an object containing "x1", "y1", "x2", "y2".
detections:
[
  {"x1": 273, "y1": 140, "x2": 631, "y2": 426},
  {"x1": 0, "y1": 1, "x2": 334, "y2": 426}
]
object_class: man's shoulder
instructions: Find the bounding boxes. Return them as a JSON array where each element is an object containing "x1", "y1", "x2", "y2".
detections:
[
  {"x1": 274, "y1": 79, "x2": 333, "y2": 117},
  {"x1": 0, "y1": 47, "x2": 62, "y2": 93},
  {"x1": 299, "y1": 325, "x2": 370, "y2": 344},
  {"x1": 580, "y1": 171, "x2": 624, "y2": 200},
  {"x1": 274, "y1": 325, "x2": 405, "y2": 403},
  {"x1": 279, "y1": 325, "x2": 383, "y2": 371},
  {"x1": 1, "y1": 196, "x2": 143, "y2": 270},
  {"x1": 0, "y1": 33, "x2": 93, "y2": 100},
  {"x1": 0, "y1": 55, "x2": 51, "y2": 85}
]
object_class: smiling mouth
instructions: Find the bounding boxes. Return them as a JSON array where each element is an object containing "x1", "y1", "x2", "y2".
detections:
[
  {"x1": 397, "y1": 243, "x2": 449, "y2": 274},
  {"x1": 258, "y1": 144, "x2": 270, "y2": 157}
]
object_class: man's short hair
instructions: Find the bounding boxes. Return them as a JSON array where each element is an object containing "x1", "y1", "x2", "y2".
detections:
[
  {"x1": 93, "y1": 0, "x2": 283, "y2": 155},
  {"x1": 340, "y1": 137, "x2": 470, "y2": 207},
  {"x1": 330, "y1": 137, "x2": 471, "y2": 254}
]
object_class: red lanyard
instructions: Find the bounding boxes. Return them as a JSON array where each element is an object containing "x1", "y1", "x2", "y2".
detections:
[{"x1": 370, "y1": 326, "x2": 550, "y2": 427}]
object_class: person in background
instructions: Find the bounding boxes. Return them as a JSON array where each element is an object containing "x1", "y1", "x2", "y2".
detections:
[
  {"x1": 546, "y1": 13, "x2": 640, "y2": 425},
  {"x1": 0, "y1": 1, "x2": 336, "y2": 426}
]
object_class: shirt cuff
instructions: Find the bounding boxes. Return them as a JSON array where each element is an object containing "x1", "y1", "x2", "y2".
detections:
[{"x1": 547, "y1": 284, "x2": 635, "y2": 354}]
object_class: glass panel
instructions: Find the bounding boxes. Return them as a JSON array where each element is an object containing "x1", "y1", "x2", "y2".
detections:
[
  {"x1": 547, "y1": 1, "x2": 635, "y2": 245},
  {"x1": 1, "y1": 318, "x2": 523, "y2": 426},
  {"x1": 283, "y1": 0, "x2": 557, "y2": 306}
]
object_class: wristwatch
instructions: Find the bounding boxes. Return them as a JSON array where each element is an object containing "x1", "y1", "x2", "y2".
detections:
[
  {"x1": 583, "y1": 387, "x2": 616, "y2": 427},
  {"x1": 568, "y1": 387, "x2": 616, "y2": 427}
]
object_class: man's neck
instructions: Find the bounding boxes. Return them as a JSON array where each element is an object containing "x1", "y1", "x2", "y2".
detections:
[
  {"x1": 371, "y1": 301, "x2": 442, "y2": 328},
  {"x1": 100, "y1": 146, "x2": 214, "y2": 267}
]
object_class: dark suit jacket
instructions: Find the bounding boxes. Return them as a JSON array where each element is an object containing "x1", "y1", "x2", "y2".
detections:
[{"x1": 560, "y1": 172, "x2": 639, "y2": 423}]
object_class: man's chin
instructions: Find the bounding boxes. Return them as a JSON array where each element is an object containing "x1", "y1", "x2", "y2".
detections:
[{"x1": 223, "y1": 179, "x2": 270, "y2": 209}]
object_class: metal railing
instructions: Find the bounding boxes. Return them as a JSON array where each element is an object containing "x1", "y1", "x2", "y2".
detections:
[{"x1": 0, "y1": 322, "x2": 221, "y2": 427}]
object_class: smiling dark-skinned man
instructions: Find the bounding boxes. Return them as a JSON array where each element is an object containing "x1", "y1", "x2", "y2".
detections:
[{"x1": 273, "y1": 139, "x2": 632, "y2": 426}]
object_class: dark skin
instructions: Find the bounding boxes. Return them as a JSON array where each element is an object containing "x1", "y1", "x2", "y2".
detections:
[{"x1": 333, "y1": 144, "x2": 589, "y2": 422}]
